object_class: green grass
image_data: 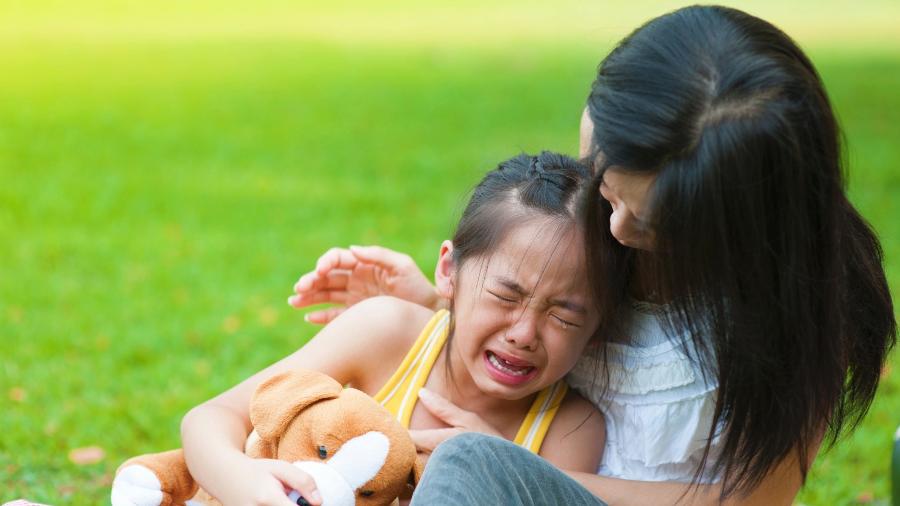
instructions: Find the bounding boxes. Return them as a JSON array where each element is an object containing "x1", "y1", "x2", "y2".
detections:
[{"x1": 0, "y1": 3, "x2": 898, "y2": 504}]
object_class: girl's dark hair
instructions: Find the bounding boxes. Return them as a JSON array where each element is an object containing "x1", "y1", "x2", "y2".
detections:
[
  {"x1": 584, "y1": 5, "x2": 895, "y2": 497},
  {"x1": 452, "y1": 151, "x2": 590, "y2": 266}
]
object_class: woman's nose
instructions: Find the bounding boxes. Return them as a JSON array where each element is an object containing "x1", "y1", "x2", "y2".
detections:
[
  {"x1": 504, "y1": 312, "x2": 540, "y2": 350},
  {"x1": 608, "y1": 209, "x2": 633, "y2": 245}
]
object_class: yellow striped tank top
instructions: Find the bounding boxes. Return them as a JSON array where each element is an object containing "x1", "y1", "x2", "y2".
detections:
[{"x1": 372, "y1": 309, "x2": 569, "y2": 454}]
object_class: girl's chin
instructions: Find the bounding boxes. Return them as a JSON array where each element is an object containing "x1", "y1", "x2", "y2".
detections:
[{"x1": 473, "y1": 380, "x2": 533, "y2": 401}]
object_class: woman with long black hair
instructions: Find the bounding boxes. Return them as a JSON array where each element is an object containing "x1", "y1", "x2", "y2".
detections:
[{"x1": 290, "y1": 6, "x2": 895, "y2": 504}]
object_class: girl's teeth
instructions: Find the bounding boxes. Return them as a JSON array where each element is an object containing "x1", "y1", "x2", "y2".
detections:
[{"x1": 488, "y1": 353, "x2": 531, "y2": 376}]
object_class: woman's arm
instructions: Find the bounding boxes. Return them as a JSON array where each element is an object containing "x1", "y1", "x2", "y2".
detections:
[
  {"x1": 181, "y1": 296, "x2": 428, "y2": 505},
  {"x1": 409, "y1": 388, "x2": 605, "y2": 474},
  {"x1": 565, "y1": 443, "x2": 816, "y2": 506},
  {"x1": 289, "y1": 249, "x2": 824, "y2": 504},
  {"x1": 289, "y1": 245, "x2": 443, "y2": 324},
  {"x1": 407, "y1": 388, "x2": 817, "y2": 506}
]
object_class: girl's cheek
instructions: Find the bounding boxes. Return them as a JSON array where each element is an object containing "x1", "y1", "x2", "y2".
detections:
[{"x1": 550, "y1": 341, "x2": 584, "y2": 371}]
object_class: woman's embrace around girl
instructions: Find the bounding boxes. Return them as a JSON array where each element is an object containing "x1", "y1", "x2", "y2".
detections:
[{"x1": 179, "y1": 152, "x2": 607, "y2": 505}]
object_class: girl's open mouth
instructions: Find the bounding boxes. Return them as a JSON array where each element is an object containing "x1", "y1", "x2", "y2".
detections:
[{"x1": 483, "y1": 350, "x2": 538, "y2": 386}]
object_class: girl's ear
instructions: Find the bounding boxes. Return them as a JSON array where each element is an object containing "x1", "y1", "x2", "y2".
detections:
[{"x1": 435, "y1": 240, "x2": 455, "y2": 300}]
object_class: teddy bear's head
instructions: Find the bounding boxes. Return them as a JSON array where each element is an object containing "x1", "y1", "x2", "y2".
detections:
[{"x1": 245, "y1": 370, "x2": 422, "y2": 506}]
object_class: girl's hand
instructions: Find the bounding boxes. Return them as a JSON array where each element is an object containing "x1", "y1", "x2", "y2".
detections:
[
  {"x1": 409, "y1": 388, "x2": 504, "y2": 453},
  {"x1": 222, "y1": 458, "x2": 322, "y2": 506},
  {"x1": 288, "y1": 245, "x2": 440, "y2": 324}
]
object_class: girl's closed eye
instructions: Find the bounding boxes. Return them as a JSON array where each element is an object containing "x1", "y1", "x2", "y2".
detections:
[
  {"x1": 550, "y1": 313, "x2": 581, "y2": 330},
  {"x1": 488, "y1": 290, "x2": 518, "y2": 304}
]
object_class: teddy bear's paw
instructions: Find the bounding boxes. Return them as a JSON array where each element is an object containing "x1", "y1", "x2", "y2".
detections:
[{"x1": 111, "y1": 464, "x2": 165, "y2": 506}]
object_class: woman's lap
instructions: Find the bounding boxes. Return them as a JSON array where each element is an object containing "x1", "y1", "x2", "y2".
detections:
[{"x1": 411, "y1": 433, "x2": 608, "y2": 505}]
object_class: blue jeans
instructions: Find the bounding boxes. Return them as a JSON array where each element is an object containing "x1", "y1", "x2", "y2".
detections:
[{"x1": 410, "y1": 433, "x2": 608, "y2": 505}]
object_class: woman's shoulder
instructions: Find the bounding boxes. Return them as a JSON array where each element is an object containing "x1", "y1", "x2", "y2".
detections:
[{"x1": 538, "y1": 387, "x2": 606, "y2": 473}]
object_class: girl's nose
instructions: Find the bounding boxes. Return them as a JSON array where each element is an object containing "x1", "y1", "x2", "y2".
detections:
[{"x1": 504, "y1": 312, "x2": 540, "y2": 351}]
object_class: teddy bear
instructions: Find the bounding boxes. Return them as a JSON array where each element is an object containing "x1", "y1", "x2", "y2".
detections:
[{"x1": 111, "y1": 369, "x2": 423, "y2": 506}]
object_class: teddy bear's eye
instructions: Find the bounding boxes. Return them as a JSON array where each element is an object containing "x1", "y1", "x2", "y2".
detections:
[
  {"x1": 360, "y1": 490, "x2": 374, "y2": 497},
  {"x1": 317, "y1": 445, "x2": 327, "y2": 459}
]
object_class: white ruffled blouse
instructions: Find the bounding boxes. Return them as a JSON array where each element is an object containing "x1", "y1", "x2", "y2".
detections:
[{"x1": 567, "y1": 302, "x2": 723, "y2": 483}]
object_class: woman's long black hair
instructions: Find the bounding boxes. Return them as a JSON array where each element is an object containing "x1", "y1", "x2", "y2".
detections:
[{"x1": 583, "y1": 5, "x2": 896, "y2": 497}]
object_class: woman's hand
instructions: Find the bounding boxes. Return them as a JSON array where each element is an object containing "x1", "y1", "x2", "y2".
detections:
[
  {"x1": 288, "y1": 245, "x2": 441, "y2": 324},
  {"x1": 409, "y1": 388, "x2": 504, "y2": 454},
  {"x1": 221, "y1": 458, "x2": 322, "y2": 506}
]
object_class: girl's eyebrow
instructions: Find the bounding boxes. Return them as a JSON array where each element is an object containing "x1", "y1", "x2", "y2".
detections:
[
  {"x1": 548, "y1": 297, "x2": 587, "y2": 315},
  {"x1": 494, "y1": 277, "x2": 527, "y2": 295},
  {"x1": 494, "y1": 276, "x2": 587, "y2": 314}
]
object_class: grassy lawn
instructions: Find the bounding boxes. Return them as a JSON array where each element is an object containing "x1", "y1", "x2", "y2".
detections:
[{"x1": 1, "y1": 2, "x2": 898, "y2": 504}]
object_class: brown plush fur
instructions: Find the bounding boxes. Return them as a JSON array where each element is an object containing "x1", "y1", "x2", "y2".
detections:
[{"x1": 115, "y1": 370, "x2": 423, "y2": 506}]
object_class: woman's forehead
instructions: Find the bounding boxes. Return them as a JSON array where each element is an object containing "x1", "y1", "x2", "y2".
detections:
[{"x1": 579, "y1": 107, "x2": 595, "y2": 159}]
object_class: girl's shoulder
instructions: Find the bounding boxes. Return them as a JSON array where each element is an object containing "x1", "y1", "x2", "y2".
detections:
[
  {"x1": 538, "y1": 388, "x2": 606, "y2": 473},
  {"x1": 342, "y1": 295, "x2": 437, "y2": 342},
  {"x1": 336, "y1": 296, "x2": 439, "y2": 388}
]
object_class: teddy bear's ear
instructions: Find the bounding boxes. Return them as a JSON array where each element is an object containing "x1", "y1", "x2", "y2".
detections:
[
  {"x1": 409, "y1": 453, "x2": 427, "y2": 488},
  {"x1": 250, "y1": 369, "x2": 342, "y2": 441}
]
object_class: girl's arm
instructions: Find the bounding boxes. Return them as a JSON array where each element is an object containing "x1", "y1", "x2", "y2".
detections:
[
  {"x1": 181, "y1": 296, "x2": 428, "y2": 505},
  {"x1": 181, "y1": 404, "x2": 319, "y2": 506},
  {"x1": 538, "y1": 391, "x2": 606, "y2": 473}
]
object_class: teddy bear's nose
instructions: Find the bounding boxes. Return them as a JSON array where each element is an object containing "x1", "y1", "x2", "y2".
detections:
[{"x1": 317, "y1": 445, "x2": 328, "y2": 459}]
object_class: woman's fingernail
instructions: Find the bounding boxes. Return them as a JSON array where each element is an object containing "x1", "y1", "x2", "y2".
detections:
[
  {"x1": 303, "y1": 313, "x2": 311, "y2": 322},
  {"x1": 418, "y1": 388, "x2": 432, "y2": 399},
  {"x1": 299, "y1": 273, "x2": 315, "y2": 289},
  {"x1": 310, "y1": 490, "x2": 322, "y2": 503},
  {"x1": 288, "y1": 295, "x2": 298, "y2": 306}
]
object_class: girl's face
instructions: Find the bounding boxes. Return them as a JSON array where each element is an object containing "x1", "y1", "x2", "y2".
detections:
[
  {"x1": 436, "y1": 218, "x2": 599, "y2": 401},
  {"x1": 580, "y1": 107, "x2": 657, "y2": 251}
]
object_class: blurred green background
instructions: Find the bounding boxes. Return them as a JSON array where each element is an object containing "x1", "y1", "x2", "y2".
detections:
[{"x1": 1, "y1": 1, "x2": 898, "y2": 504}]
